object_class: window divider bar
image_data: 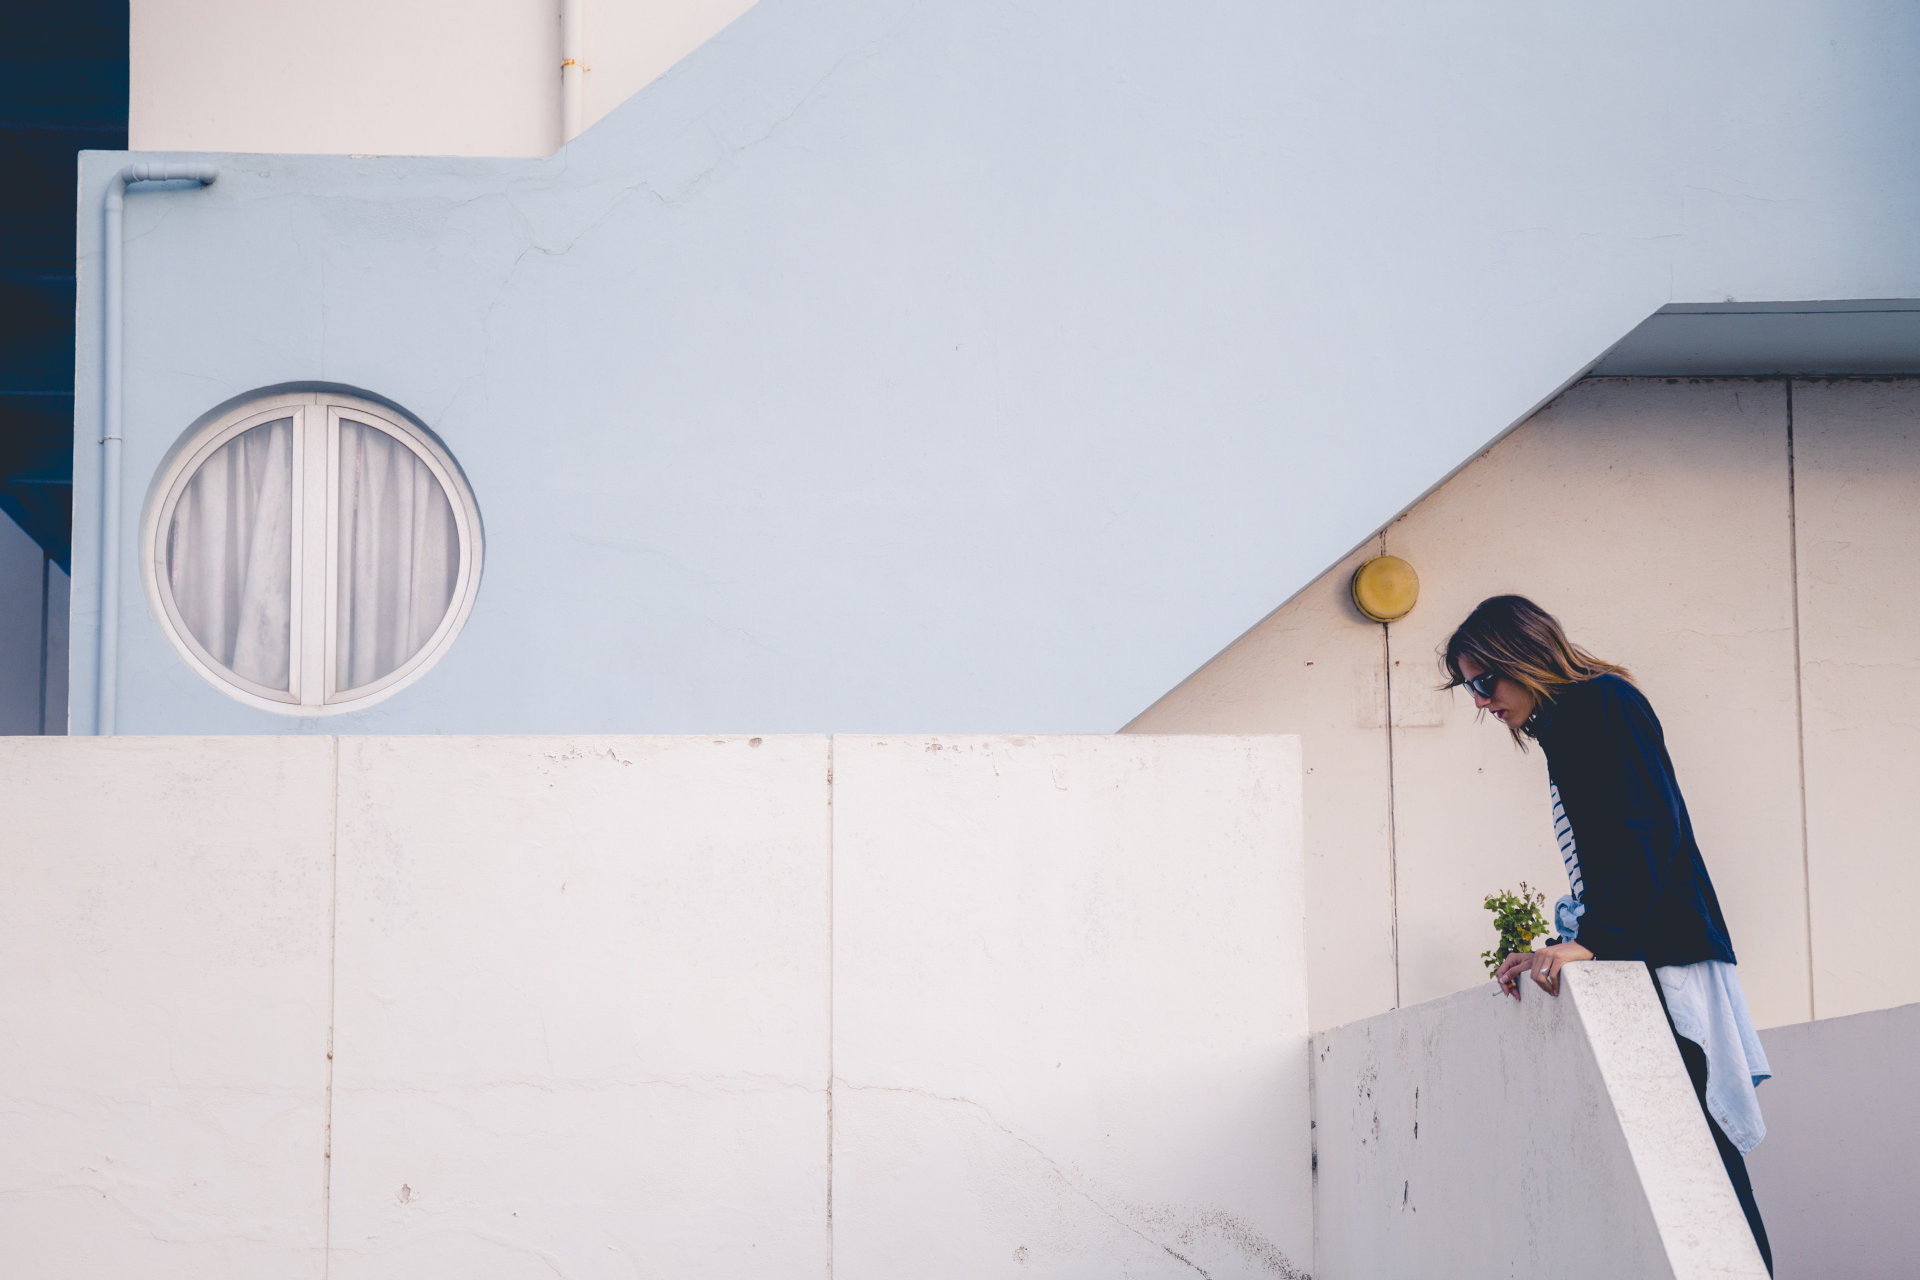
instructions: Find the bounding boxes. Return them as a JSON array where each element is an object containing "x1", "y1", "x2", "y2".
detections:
[
  {"x1": 297, "y1": 396, "x2": 332, "y2": 709},
  {"x1": 323, "y1": 406, "x2": 343, "y2": 705},
  {"x1": 286, "y1": 404, "x2": 307, "y2": 705}
]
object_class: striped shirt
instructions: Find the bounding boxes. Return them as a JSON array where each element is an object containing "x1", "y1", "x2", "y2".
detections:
[{"x1": 1550, "y1": 780, "x2": 1584, "y2": 906}]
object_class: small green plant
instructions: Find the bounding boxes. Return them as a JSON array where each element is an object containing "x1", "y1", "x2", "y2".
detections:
[{"x1": 1481, "y1": 882, "x2": 1556, "y2": 975}]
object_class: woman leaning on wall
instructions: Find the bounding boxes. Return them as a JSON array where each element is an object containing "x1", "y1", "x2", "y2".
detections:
[{"x1": 1442, "y1": 595, "x2": 1773, "y2": 1275}]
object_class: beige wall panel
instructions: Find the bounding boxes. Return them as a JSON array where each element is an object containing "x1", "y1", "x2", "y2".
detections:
[
  {"x1": 581, "y1": 0, "x2": 762, "y2": 135},
  {"x1": 1789, "y1": 379, "x2": 1920, "y2": 1019},
  {"x1": 133, "y1": 0, "x2": 560, "y2": 156},
  {"x1": 131, "y1": 0, "x2": 759, "y2": 157},
  {"x1": 0, "y1": 737, "x2": 335, "y2": 1277},
  {"x1": 1383, "y1": 379, "x2": 1810, "y2": 1026},
  {"x1": 1127, "y1": 545, "x2": 1394, "y2": 1033}
]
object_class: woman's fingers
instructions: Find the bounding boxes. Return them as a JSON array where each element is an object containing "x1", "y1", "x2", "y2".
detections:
[
  {"x1": 1495, "y1": 952, "x2": 1532, "y2": 999},
  {"x1": 1500, "y1": 946, "x2": 1583, "y2": 1000}
]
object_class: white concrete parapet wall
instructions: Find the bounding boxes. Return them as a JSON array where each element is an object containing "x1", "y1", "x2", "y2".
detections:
[
  {"x1": 0, "y1": 738, "x2": 336, "y2": 1277},
  {"x1": 327, "y1": 735, "x2": 835, "y2": 1279},
  {"x1": 0, "y1": 734, "x2": 1306, "y2": 1278},
  {"x1": 1311, "y1": 963, "x2": 1767, "y2": 1280},
  {"x1": 832, "y1": 735, "x2": 1311, "y2": 1278}
]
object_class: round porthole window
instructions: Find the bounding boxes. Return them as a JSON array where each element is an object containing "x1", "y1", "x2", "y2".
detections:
[{"x1": 145, "y1": 390, "x2": 482, "y2": 714}]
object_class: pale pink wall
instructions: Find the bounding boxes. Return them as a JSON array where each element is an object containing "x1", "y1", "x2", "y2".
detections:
[
  {"x1": 1135, "y1": 376, "x2": 1920, "y2": 1032},
  {"x1": 131, "y1": 0, "x2": 758, "y2": 156}
]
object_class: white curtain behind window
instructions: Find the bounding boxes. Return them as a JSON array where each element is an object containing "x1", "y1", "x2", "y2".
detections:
[
  {"x1": 336, "y1": 420, "x2": 459, "y2": 693},
  {"x1": 165, "y1": 419, "x2": 295, "y2": 691}
]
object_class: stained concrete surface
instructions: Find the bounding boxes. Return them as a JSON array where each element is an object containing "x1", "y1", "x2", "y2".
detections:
[{"x1": 1312, "y1": 963, "x2": 1766, "y2": 1280}]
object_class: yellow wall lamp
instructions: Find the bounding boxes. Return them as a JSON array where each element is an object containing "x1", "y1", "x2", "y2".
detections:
[{"x1": 1351, "y1": 555, "x2": 1420, "y2": 623}]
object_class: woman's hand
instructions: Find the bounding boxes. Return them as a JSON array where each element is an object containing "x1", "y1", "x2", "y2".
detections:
[{"x1": 1494, "y1": 941, "x2": 1594, "y2": 999}]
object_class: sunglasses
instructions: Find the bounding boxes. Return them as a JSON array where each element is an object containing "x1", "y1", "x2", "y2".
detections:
[{"x1": 1460, "y1": 670, "x2": 1501, "y2": 699}]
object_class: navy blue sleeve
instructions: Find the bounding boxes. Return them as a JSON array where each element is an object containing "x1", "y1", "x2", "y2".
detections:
[{"x1": 1558, "y1": 681, "x2": 1690, "y2": 962}]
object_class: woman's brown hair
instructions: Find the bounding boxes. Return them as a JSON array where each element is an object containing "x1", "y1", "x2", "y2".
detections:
[{"x1": 1440, "y1": 595, "x2": 1631, "y2": 743}]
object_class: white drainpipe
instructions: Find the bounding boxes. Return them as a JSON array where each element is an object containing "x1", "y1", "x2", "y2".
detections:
[
  {"x1": 96, "y1": 163, "x2": 217, "y2": 736},
  {"x1": 561, "y1": 0, "x2": 585, "y2": 143}
]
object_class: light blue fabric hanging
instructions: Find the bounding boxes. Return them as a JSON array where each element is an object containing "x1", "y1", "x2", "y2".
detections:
[{"x1": 1655, "y1": 960, "x2": 1771, "y2": 1153}]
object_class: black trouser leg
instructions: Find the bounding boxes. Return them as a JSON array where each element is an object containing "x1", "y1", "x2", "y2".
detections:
[
  {"x1": 1648, "y1": 967, "x2": 1774, "y2": 1275},
  {"x1": 1672, "y1": 1030, "x2": 1773, "y2": 1275}
]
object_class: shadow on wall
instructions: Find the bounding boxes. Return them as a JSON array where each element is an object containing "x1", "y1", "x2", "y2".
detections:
[
  {"x1": 0, "y1": 507, "x2": 68, "y2": 733},
  {"x1": 1747, "y1": 1001, "x2": 1920, "y2": 1279}
]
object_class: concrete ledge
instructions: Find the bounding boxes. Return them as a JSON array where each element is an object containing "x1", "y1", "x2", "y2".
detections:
[{"x1": 1311, "y1": 962, "x2": 1767, "y2": 1280}]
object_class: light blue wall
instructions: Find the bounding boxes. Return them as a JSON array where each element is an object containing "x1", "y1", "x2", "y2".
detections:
[{"x1": 72, "y1": 0, "x2": 1920, "y2": 734}]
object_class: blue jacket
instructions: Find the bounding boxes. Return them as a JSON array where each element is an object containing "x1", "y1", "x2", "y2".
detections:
[{"x1": 1533, "y1": 673, "x2": 1737, "y2": 968}]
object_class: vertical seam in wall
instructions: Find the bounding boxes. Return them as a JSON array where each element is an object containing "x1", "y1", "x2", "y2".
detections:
[
  {"x1": 1784, "y1": 381, "x2": 1817, "y2": 1021},
  {"x1": 1377, "y1": 530, "x2": 1402, "y2": 1009},
  {"x1": 824, "y1": 736, "x2": 835, "y2": 1279},
  {"x1": 1382, "y1": 620, "x2": 1401, "y2": 1010},
  {"x1": 1390, "y1": 625, "x2": 1405, "y2": 1005},
  {"x1": 322, "y1": 737, "x2": 340, "y2": 1274}
]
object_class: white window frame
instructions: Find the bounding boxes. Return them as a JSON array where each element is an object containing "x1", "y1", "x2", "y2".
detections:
[{"x1": 144, "y1": 391, "x2": 482, "y2": 715}]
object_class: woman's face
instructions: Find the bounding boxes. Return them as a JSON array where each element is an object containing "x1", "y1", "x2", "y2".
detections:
[{"x1": 1457, "y1": 655, "x2": 1536, "y2": 729}]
